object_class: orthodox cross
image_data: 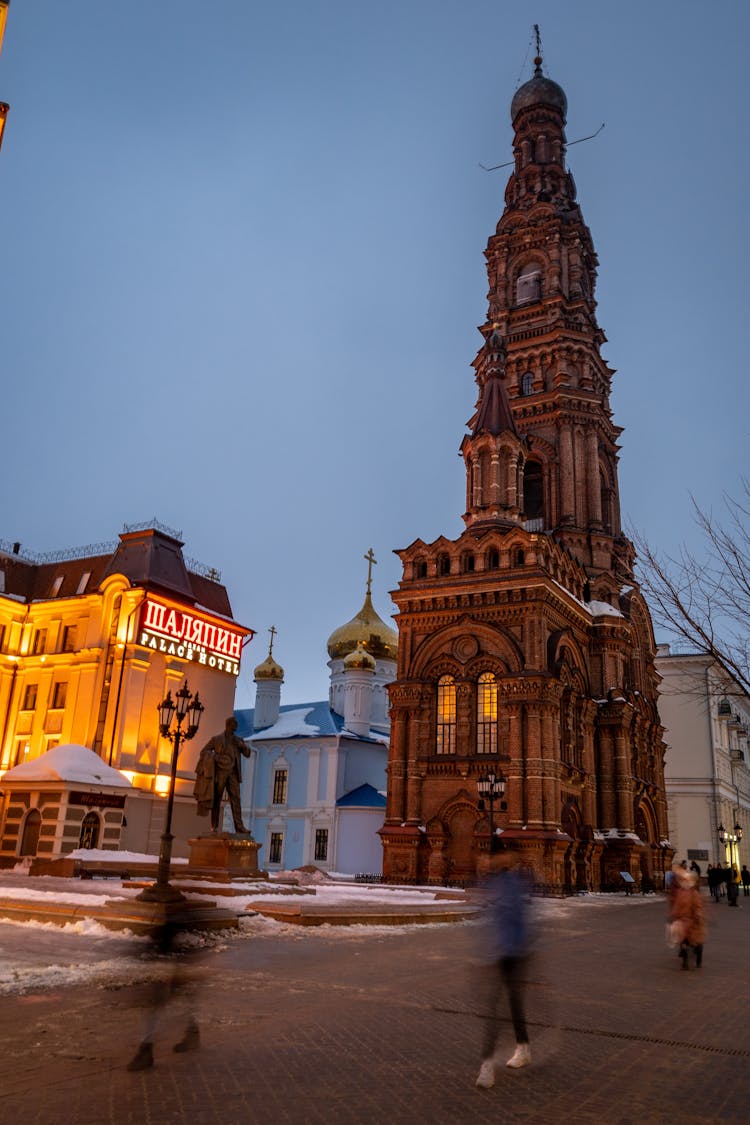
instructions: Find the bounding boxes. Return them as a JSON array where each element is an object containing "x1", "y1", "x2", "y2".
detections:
[
  {"x1": 268, "y1": 624, "x2": 277, "y2": 657},
  {"x1": 364, "y1": 547, "x2": 377, "y2": 595}
]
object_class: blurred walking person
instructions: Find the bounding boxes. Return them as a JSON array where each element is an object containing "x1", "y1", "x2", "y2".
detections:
[
  {"x1": 669, "y1": 865, "x2": 706, "y2": 970},
  {"x1": 475, "y1": 840, "x2": 534, "y2": 1088},
  {"x1": 127, "y1": 913, "x2": 205, "y2": 1072}
]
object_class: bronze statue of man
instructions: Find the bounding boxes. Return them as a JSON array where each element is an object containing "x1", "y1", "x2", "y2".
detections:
[{"x1": 194, "y1": 716, "x2": 252, "y2": 833}]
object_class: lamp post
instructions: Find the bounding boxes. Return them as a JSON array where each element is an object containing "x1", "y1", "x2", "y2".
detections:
[
  {"x1": 137, "y1": 681, "x2": 204, "y2": 904},
  {"x1": 718, "y1": 822, "x2": 742, "y2": 869},
  {"x1": 477, "y1": 769, "x2": 506, "y2": 854}
]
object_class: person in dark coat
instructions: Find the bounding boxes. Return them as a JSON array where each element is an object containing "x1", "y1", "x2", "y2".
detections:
[
  {"x1": 475, "y1": 841, "x2": 534, "y2": 1088},
  {"x1": 727, "y1": 864, "x2": 740, "y2": 907},
  {"x1": 741, "y1": 864, "x2": 750, "y2": 897}
]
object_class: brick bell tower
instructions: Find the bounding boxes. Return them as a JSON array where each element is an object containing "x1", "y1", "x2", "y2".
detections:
[{"x1": 379, "y1": 50, "x2": 670, "y2": 891}]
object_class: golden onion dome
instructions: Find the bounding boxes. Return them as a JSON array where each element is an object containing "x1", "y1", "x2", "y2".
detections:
[
  {"x1": 327, "y1": 592, "x2": 398, "y2": 662},
  {"x1": 343, "y1": 642, "x2": 376, "y2": 672},
  {"x1": 254, "y1": 627, "x2": 284, "y2": 681},
  {"x1": 254, "y1": 653, "x2": 284, "y2": 681}
]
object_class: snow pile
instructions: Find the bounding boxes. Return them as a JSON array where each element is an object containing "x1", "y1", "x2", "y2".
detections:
[{"x1": 2, "y1": 744, "x2": 133, "y2": 787}]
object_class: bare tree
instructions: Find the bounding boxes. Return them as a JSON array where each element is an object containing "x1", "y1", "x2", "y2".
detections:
[{"x1": 633, "y1": 481, "x2": 750, "y2": 698}]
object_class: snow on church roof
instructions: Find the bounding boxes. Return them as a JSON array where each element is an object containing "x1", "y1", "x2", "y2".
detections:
[
  {"x1": 1, "y1": 744, "x2": 134, "y2": 787},
  {"x1": 235, "y1": 701, "x2": 388, "y2": 744},
  {"x1": 244, "y1": 706, "x2": 323, "y2": 741}
]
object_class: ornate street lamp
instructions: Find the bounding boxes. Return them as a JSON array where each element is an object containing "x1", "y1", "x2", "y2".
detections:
[
  {"x1": 477, "y1": 769, "x2": 506, "y2": 854},
  {"x1": 137, "y1": 680, "x2": 204, "y2": 904}
]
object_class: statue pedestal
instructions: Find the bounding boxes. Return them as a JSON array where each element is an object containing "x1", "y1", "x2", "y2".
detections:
[{"x1": 186, "y1": 834, "x2": 268, "y2": 882}]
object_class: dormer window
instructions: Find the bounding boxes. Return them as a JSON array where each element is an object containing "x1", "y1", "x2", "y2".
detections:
[
  {"x1": 50, "y1": 575, "x2": 64, "y2": 597},
  {"x1": 516, "y1": 264, "x2": 541, "y2": 305}
]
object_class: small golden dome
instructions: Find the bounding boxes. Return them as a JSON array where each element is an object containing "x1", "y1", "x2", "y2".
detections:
[
  {"x1": 254, "y1": 626, "x2": 284, "y2": 681},
  {"x1": 343, "y1": 642, "x2": 376, "y2": 672},
  {"x1": 254, "y1": 654, "x2": 284, "y2": 681},
  {"x1": 327, "y1": 592, "x2": 398, "y2": 662}
]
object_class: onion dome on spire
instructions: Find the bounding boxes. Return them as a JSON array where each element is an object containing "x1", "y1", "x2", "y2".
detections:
[
  {"x1": 510, "y1": 54, "x2": 567, "y2": 124},
  {"x1": 327, "y1": 549, "x2": 398, "y2": 662},
  {"x1": 343, "y1": 641, "x2": 376, "y2": 672},
  {"x1": 254, "y1": 625, "x2": 284, "y2": 681}
]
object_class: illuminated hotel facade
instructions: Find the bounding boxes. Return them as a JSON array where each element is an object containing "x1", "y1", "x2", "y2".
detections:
[{"x1": 0, "y1": 521, "x2": 252, "y2": 859}]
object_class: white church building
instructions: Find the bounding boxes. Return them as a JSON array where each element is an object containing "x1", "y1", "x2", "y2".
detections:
[{"x1": 234, "y1": 566, "x2": 396, "y2": 875}]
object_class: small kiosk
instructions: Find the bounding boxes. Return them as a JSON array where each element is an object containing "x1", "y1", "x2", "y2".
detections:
[{"x1": 0, "y1": 744, "x2": 134, "y2": 868}]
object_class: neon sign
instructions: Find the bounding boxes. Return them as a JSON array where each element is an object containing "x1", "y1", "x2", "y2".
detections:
[{"x1": 138, "y1": 597, "x2": 249, "y2": 676}]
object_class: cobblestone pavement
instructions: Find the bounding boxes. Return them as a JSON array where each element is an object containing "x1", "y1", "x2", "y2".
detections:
[{"x1": 1, "y1": 892, "x2": 749, "y2": 1124}]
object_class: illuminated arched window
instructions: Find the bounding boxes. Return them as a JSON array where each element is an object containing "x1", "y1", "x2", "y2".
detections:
[
  {"x1": 436, "y1": 676, "x2": 457, "y2": 756},
  {"x1": 477, "y1": 672, "x2": 499, "y2": 755},
  {"x1": 79, "y1": 811, "x2": 101, "y2": 850}
]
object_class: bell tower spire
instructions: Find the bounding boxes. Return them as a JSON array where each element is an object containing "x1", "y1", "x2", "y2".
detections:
[{"x1": 475, "y1": 51, "x2": 625, "y2": 578}]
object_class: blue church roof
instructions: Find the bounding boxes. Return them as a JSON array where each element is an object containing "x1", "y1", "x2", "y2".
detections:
[
  {"x1": 336, "y1": 783, "x2": 386, "y2": 809},
  {"x1": 234, "y1": 701, "x2": 386, "y2": 744}
]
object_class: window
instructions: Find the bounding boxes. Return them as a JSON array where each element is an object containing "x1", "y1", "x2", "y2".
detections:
[
  {"x1": 22, "y1": 683, "x2": 38, "y2": 711},
  {"x1": 0, "y1": 624, "x2": 5, "y2": 653},
  {"x1": 516, "y1": 265, "x2": 541, "y2": 305},
  {"x1": 438, "y1": 554, "x2": 451, "y2": 576},
  {"x1": 32, "y1": 629, "x2": 47, "y2": 655},
  {"x1": 272, "y1": 768, "x2": 288, "y2": 805},
  {"x1": 61, "y1": 625, "x2": 76, "y2": 653},
  {"x1": 436, "y1": 676, "x2": 457, "y2": 755},
  {"x1": 76, "y1": 572, "x2": 92, "y2": 594},
  {"x1": 78, "y1": 811, "x2": 101, "y2": 850},
  {"x1": 461, "y1": 553, "x2": 475, "y2": 574},
  {"x1": 51, "y1": 682, "x2": 67, "y2": 710},
  {"x1": 487, "y1": 549, "x2": 500, "y2": 570},
  {"x1": 520, "y1": 371, "x2": 534, "y2": 396},
  {"x1": 269, "y1": 832, "x2": 283, "y2": 864},
  {"x1": 477, "y1": 672, "x2": 499, "y2": 755},
  {"x1": 415, "y1": 559, "x2": 428, "y2": 579},
  {"x1": 523, "y1": 461, "x2": 544, "y2": 520},
  {"x1": 315, "y1": 829, "x2": 329, "y2": 862},
  {"x1": 49, "y1": 575, "x2": 64, "y2": 597}
]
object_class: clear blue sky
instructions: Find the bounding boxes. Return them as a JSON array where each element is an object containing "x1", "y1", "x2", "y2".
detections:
[{"x1": 1, "y1": 2, "x2": 747, "y2": 707}]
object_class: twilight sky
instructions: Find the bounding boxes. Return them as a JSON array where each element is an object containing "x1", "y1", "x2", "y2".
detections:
[{"x1": 1, "y1": 1, "x2": 747, "y2": 709}]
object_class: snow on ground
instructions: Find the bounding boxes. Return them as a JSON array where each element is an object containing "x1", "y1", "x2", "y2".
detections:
[
  {"x1": 0, "y1": 868, "x2": 662, "y2": 996},
  {"x1": 65, "y1": 848, "x2": 188, "y2": 864}
]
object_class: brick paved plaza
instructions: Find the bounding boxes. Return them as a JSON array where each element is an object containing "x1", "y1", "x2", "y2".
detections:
[{"x1": 1, "y1": 892, "x2": 748, "y2": 1124}]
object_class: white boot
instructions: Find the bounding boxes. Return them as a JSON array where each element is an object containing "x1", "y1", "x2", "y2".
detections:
[
  {"x1": 475, "y1": 1058, "x2": 496, "y2": 1088},
  {"x1": 506, "y1": 1043, "x2": 531, "y2": 1069}
]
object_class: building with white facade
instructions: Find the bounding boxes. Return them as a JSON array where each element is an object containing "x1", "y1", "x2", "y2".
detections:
[
  {"x1": 234, "y1": 568, "x2": 396, "y2": 875},
  {"x1": 657, "y1": 644, "x2": 749, "y2": 872}
]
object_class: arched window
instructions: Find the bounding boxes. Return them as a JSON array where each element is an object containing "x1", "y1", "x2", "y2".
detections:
[
  {"x1": 516, "y1": 264, "x2": 541, "y2": 305},
  {"x1": 436, "y1": 676, "x2": 457, "y2": 756},
  {"x1": 78, "y1": 811, "x2": 101, "y2": 850},
  {"x1": 487, "y1": 548, "x2": 500, "y2": 570},
  {"x1": 19, "y1": 809, "x2": 42, "y2": 857},
  {"x1": 461, "y1": 553, "x2": 475, "y2": 574},
  {"x1": 520, "y1": 371, "x2": 534, "y2": 396},
  {"x1": 438, "y1": 554, "x2": 451, "y2": 577},
  {"x1": 415, "y1": 558, "x2": 428, "y2": 579},
  {"x1": 476, "y1": 672, "x2": 499, "y2": 755},
  {"x1": 523, "y1": 461, "x2": 544, "y2": 520},
  {"x1": 514, "y1": 548, "x2": 525, "y2": 567}
]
